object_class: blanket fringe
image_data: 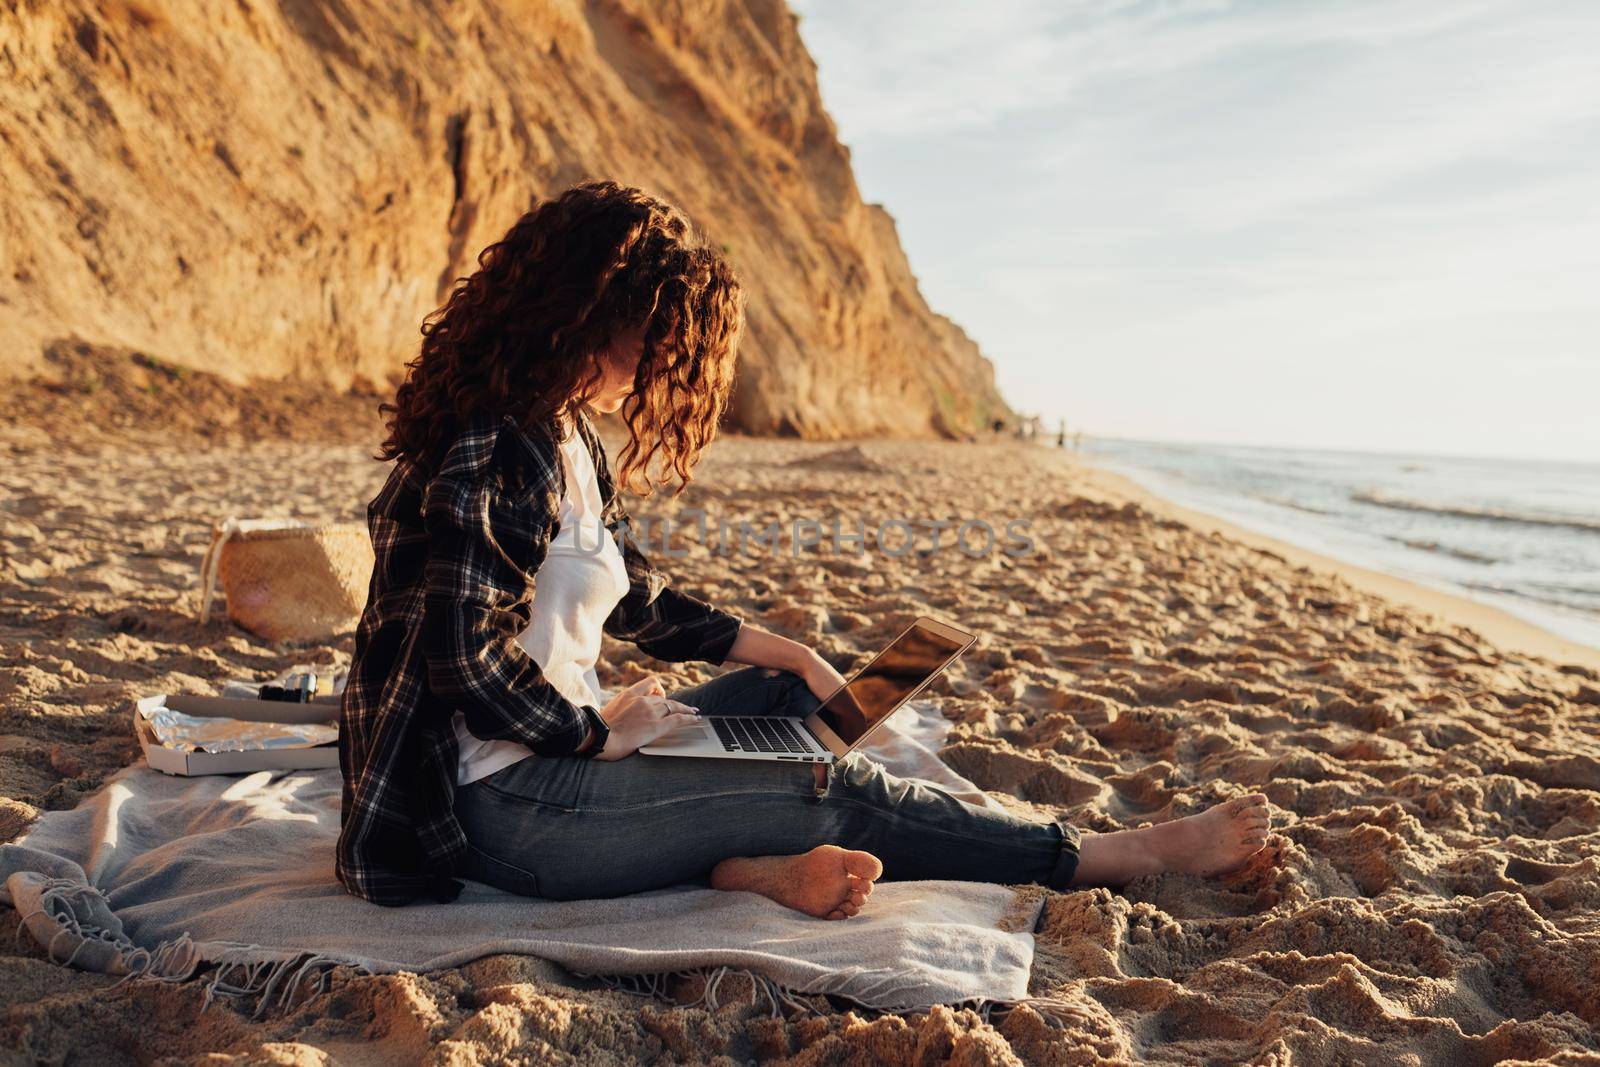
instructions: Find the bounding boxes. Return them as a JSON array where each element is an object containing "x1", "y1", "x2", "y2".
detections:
[
  {"x1": 577, "y1": 965, "x2": 827, "y2": 1019},
  {"x1": 19, "y1": 878, "x2": 1064, "y2": 1027},
  {"x1": 577, "y1": 964, "x2": 1074, "y2": 1028},
  {"x1": 14, "y1": 878, "x2": 136, "y2": 971},
  {"x1": 191, "y1": 948, "x2": 369, "y2": 1019},
  {"x1": 14, "y1": 875, "x2": 372, "y2": 1020}
]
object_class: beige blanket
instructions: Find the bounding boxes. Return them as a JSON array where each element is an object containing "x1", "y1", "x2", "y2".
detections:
[{"x1": 1, "y1": 703, "x2": 1044, "y2": 1018}]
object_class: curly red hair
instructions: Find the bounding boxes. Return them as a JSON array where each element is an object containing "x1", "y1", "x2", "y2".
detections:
[{"x1": 379, "y1": 181, "x2": 744, "y2": 494}]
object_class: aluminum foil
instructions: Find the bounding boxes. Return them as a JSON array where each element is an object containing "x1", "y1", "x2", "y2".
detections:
[{"x1": 139, "y1": 705, "x2": 338, "y2": 754}]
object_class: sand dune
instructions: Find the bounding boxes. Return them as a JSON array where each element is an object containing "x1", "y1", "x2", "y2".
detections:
[{"x1": 4, "y1": 421, "x2": 1599, "y2": 1064}]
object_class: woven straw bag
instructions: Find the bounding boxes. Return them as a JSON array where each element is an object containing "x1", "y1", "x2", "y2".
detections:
[{"x1": 197, "y1": 518, "x2": 375, "y2": 642}]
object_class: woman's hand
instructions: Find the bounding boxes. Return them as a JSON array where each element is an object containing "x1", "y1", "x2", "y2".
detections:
[{"x1": 594, "y1": 675, "x2": 699, "y2": 761}]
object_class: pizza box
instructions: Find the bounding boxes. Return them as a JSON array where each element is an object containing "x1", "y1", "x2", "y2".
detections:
[{"x1": 134, "y1": 693, "x2": 341, "y2": 776}]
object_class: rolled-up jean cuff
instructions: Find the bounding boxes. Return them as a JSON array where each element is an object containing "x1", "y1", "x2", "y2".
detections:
[{"x1": 1047, "y1": 820, "x2": 1083, "y2": 890}]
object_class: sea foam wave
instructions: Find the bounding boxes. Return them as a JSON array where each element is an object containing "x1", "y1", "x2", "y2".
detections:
[{"x1": 1353, "y1": 490, "x2": 1600, "y2": 534}]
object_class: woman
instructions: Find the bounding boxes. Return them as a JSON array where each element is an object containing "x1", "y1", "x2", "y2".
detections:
[{"x1": 336, "y1": 182, "x2": 1272, "y2": 915}]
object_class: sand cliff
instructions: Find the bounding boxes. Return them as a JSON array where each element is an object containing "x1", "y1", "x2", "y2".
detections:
[{"x1": 0, "y1": 0, "x2": 1007, "y2": 437}]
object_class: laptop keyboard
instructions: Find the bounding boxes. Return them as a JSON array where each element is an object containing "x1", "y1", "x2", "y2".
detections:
[{"x1": 710, "y1": 716, "x2": 816, "y2": 755}]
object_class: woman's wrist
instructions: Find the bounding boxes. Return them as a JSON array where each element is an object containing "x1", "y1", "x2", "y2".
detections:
[
  {"x1": 573, "y1": 705, "x2": 609, "y2": 755},
  {"x1": 783, "y1": 642, "x2": 823, "y2": 673}
]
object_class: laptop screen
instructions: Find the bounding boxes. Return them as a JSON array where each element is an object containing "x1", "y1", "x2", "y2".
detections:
[{"x1": 813, "y1": 621, "x2": 971, "y2": 748}]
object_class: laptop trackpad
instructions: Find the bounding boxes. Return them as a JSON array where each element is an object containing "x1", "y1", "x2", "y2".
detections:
[{"x1": 642, "y1": 722, "x2": 715, "y2": 752}]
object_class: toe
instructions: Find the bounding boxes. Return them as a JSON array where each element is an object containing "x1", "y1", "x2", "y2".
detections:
[
  {"x1": 847, "y1": 888, "x2": 868, "y2": 908},
  {"x1": 826, "y1": 908, "x2": 847, "y2": 920},
  {"x1": 843, "y1": 850, "x2": 884, "y2": 881},
  {"x1": 840, "y1": 901, "x2": 859, "y2": 917}
]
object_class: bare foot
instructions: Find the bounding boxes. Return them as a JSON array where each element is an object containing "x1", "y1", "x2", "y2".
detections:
[
  {"x1": 1071, "y1": 793, "x2": 1272, "y2": 886},
  {"x1": 710, "y1": 845, "x2": 884, "y2": 920}
]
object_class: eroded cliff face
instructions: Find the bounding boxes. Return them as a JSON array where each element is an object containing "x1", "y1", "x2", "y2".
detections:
[{"x1": 0, "y1": 0, "x2": 1009, "y2": 437}]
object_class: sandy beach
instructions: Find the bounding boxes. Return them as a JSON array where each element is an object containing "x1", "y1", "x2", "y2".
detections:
[
  {"x1": 7, "y1": 0, "x2": 1595, "y2": 1060},
  {"x1": 1075, "y1": 460, "x2": 1600, "y2": 675},
  {"x1": 4, "y1": 409, "x2": 1600, "y2": 1065}
]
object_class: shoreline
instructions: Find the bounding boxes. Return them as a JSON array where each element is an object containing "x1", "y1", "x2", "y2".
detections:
[{"x1": 1059, "y1": 448, "x2": 1600, "y2": 673}]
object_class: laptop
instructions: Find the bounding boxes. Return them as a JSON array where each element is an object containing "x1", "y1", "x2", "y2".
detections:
[{"x1": 640, "y1": 616, "x2": 976, "y2": 764}]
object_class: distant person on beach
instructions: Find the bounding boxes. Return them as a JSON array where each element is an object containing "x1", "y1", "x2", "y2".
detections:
[{"x1": 336, "y1": 181, "x2": 1272, "y2": 915}]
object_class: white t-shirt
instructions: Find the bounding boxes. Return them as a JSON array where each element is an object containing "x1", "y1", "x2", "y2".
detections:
[{"x1": 451, "y1": 419, "x2": 630, "y2": 785}]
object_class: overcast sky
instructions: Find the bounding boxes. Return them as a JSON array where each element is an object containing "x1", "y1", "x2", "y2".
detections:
[{"x1": 790, "y1": 0, "x2": 1599, "y2": 462}]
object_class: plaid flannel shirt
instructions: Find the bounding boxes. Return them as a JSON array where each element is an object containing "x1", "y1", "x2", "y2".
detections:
[{"x1": 336, "y1": 409, "x2": 743, "y2": 906}]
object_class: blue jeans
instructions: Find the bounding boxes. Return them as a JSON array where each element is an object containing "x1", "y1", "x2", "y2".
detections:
[{"x1": 453, "y1": 667, "x2": 1081, "y2": 898}]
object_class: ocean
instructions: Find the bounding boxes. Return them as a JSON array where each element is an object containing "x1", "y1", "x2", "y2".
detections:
[{"x1": 1081, "y1": 438, "x2": 1600, "y2": 652}]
